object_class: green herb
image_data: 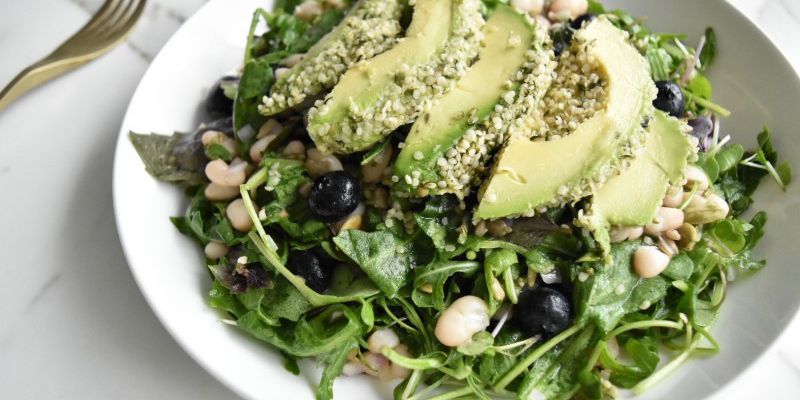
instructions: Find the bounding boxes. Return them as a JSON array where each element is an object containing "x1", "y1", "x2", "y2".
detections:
[
  {"x1": 334, "y1": 229, "x2": 416, "y2": 297},
  {"x1": 698, "y1": 27, "x2": 717, "y2": 70}
]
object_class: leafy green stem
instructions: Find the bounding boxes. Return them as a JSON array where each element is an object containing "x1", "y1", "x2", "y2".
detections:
[{"x1": 632, "y1": 335, "x2": 702, "y2": 394}]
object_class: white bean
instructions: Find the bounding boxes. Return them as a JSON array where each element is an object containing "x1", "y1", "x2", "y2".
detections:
[
  {"x1": 633, "y1": 246, "x2": 671, "y2": 278},
  {"x1": 323, "y1": 0, "x2": 346, "y2": 9},
  {"x1": 609, "y1": 226, "x2": 644, "y2": 243},
  {"x1": 250, "y1": 133, "x2": 278, "y2": 163},
  {"x1": 201, "y1": 130, "x2": 238, "y2": 158},
  {"x1": 279, "y1": 53, "x2": 305, "y2": 68},
  {"x1": 227, "y1": 199, "x2": 253, "y2": 232},
  {"x1": 362, "y1": 352, "x2": 390, "y2": 377},
  {"x1": 274, "y1": 67, "x2": 291, "y2": 80},
  {"x1": 390, "y1": 344, "x2": 412, "y2": 379},
  {"x1": 367, "y1": 329, "x2": 400, "y2": 354},
  {"x1": 204, "y1": 241, "x2": 229, "y2": 260},
  {"x1": 257, "y1": 119, "x2": 283, "y2": 139},
  {"x1": 548, "y1": 0, "x2": 588, "y2": 20},
  {"x1": 341, "y1": 361, "x2": 365, "y2": 376},
  {"x1": 435, "y1": 295, "x2": 490, "y2": 347},
  {"x1": 305, "y1": 148, "x2": 343, "y2": 177},
  {"x1": 683, "y1": 193, "x2": 730, "y2": 225},
  {"x1": 511, "y1": 0, "x2": 544, "y2": 14},
  {"x1": 204, "y1": 183, "x2": 240, "y2": 201},
  {"x1": 205, "y1": 159, "x2": 247, "y2": 187},
  {"x1": 684, "y1": 165, "x2": 710, "y2": 191},
  {"x1": 294, "y1": 0, "x2": 323, "y2": 22},
  {"x1": 662, "y1": 188, "x2": 683, "y2": 208},
  {"x1": 283, "y1": 140, "x2": 306, "y2": 158},
  {"x1": 644, "y1": 207, "x2": 684, "y2": 236}
]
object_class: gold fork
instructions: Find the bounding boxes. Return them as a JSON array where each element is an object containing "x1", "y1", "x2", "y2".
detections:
[{"x1": 0, "y1": 0, "x2": 147, "y2": 112}]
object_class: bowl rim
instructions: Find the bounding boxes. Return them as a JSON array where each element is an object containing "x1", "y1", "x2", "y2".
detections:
[{"x1": 111, "y1": 0, "x2": 800, "y2": 399}]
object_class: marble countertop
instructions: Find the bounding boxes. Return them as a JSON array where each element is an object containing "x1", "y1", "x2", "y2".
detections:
[{"x1": 0, "y1": 0, "x2": 798, "y2": 399}]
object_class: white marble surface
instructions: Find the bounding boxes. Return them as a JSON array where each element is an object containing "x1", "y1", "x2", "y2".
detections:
[{"x1": 0, "y1": 0, "x2": 798, "y2": 399}]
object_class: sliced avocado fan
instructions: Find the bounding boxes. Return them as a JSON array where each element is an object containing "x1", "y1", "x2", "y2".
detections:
[
  {"x1": 259, "y1": 0, "x2": 405, "y2": 115},
  {"x1": 307, "y1": 0, "x2": 485, "y2": 154},
  {"x1": 475, "y1": 18, "x2": 656, "y2": 220},
  {"x1": 393, "y1": 6, "x2": 556, "y2": 198},
  {"x1": 578, "y1": 111, "x2": 695, "y2": 257}
]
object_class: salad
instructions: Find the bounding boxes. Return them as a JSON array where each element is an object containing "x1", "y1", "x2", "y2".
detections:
[{"x1": 130, "y1": 0, "x2": 793, "y2": 399}]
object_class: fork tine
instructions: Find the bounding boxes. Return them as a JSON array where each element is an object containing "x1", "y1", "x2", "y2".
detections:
[
  {"x1": 82, "y1": 0, "x2": 123, "y2": 34},
  {"x1": 84, "y1": 0, "x2": 145, "y2": 52},
  {"x1": 94, "y1": 0, "x2": 139, "y2": 39}
]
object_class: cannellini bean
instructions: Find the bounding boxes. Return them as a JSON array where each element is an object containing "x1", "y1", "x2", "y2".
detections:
[
  {"x1": 367, "y1": 329, "x2": 400, "y2": 354},
  {"x1": 633, "y1": 246, "x2": 671, "y2": 278},
  {"x1": 205, "y1": 159, "x2": 247, "y2": 187},
  {"x1": 511, "y1": 0, "x2": 544, "y2": 15},
  {"x1": 279, "y1": 53, "x2": 304, "y2": 68},
  {"x1": 274, "y1": 67, "x2": 291, "y2": 80},
  {"x1": 227, "y1": 199, "x2": 253, "y2": 232},
  {"x1": 250, "y1": 133, "x2": 278, "y2": 163},
  {"x1": 683, "y1": 193, "x2": 729, "y2": 225},
  {"x1": 609, "y1": 226, "x2": 644, "y2": 243},
  {"x1": 644, "y1": 207, "x2": 685, "y2": 235},
  {"x1": 362, "y1": 352, "x2": 390, "y2": 377},
  {"x1": 204, "y1": 183, "x2": 240, "y2": 201},
  {"x1": 534, "y1": 15, "x2": 551, "y2": 30},
  {"x1": 294, "y1": 0, "x2": 323, "y2": 22},
  {"x1": 201, "y1": 130, "x2": 238, "y2": 158},
  {"x1": 257, "y1": 119, "x2": 283, "y2": 139},
  {"x1": 390, "y1": 344, "x2": 412, "y2": 379},
  {"x1": 341, "y1": 361, "x2": 366, "y2": 376},
  {"x1": 283, "y1": 140, "x2": 306, "y2": 158},
  {"x1": 684, "y1": 165, "x2": 710, "y2": 191},
  {"x1": 548, "y1": 0, "x2": 588, "y2": 20},
  {"x1": 323, "y1": 0, "x2": 346, "y2": 9},
  {"x1": 361, "y1": 145, "x2": 393, "y2": 183},
  {"x1": 204, "y1": 241, "x2": 229, "y2": 260},
  {"x1": 298, "y1": 181, "x2": 313, "y2": 198},
  {"x1": 435, "y1": 295, "x2": 490, "y2": 347},
  {"x1": 305, "y1": 148, "x2": 343, "y2": 177},
  {"x1": 486, "y1": 219, "x2": 513, "y2": 237},
  {"x1": 662, "y1": 188, "x2": 684, "y2": 208}
]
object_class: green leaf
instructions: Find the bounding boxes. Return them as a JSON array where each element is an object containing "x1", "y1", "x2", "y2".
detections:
[
  {"x1": 707, "y1": 219, "x2": 747, "y2": 254},
  {"x1": 204, "y1": 143, "x2": 233, "y2": 161},
  {"x1": 478, "y1": 327, "x2": 527, "y2": 385},
  {"x1": 587, "y1": 0, "x2": 606, "y2": 14},
  {"x1": 208, "y1": 281, "x2": 247, "y2": 317},
  {"x1": 662, "y1": 253, "x2": 694, "y2": 281},
  {"x1": 777, "y1": 160, "x2": 793, "y2": 186},
  {"x1": 262, "y1": 275, "x2": 313, "y2": 321},
  {"x1": 687, "y1": 74, "x2": 712, "y2": 99},
  {"x1": 316, "y1": 338, "x2": 358, "y2": 400},
  {"x1": 412, "y1": 260, "x2": 479, "y2": 310},
  {"x1": 129, "y1": 131, "x2": 207, "y2": 186},
  {"x1": 714, "y1": 144, "x2": 744, "y2": 173},
  {"x1": 600, "y1": 337, "x2": 660, "y2": 388},
  {"x1": 645, "y1": 47, "x2": 672, "y2": 81},
  {"x1": 457, "y1": 331, "x2": 494, "y2": 356},
  {"x1": 574, "y1": 242, "x2": 670, "y2": 333},
  {"x1": 413, "y1": 195, "x2": 466, "y2": 254},
  {"x1": 334, "y1": 230, "x2": 415, "y2": 297},
  {"x1": 699, "y1": 27, "x2": 717, "y2": 71}
]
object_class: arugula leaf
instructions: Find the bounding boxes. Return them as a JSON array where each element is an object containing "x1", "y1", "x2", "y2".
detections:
[
  {"x1": 574, "y1": 242, "x2": 670, "y2": 333},
  {"x1": 171, "y1": 189, "x2": 241, "y2": 246},
  {"x1": 236, "y1": 304, "x2": 365, "y2": 357},
  {"x1": 414, "y1": 195, "x2": 466, "y2": 254},
  {"x1": 412, "y1": 260, "x2": 479, "y2": 310},
  {"x1": 699, "y1": 27, "x2": 717, "y2": 71},
  {"x1": 316, "y1": 337, "x2": 358, "y2": 400},
  {"x1": 262, "y1": 275, "x2": 313, "y2": 321},
  {"x1": 208, "y1": 281, "x2": 247, "y2": 317},
  {"x1": 599, "y1": 336, "x2": 660, "y2": 388},
  {"x1": 478, "y1": 327, "x2": 527, "y2": 385},
  {"x1": 334, "y1": 230, "x2": 416, "y2": 297},
  {"x1": 129, "y1": 131, "x2": 208, "y2": 186},
  {"x1": 662, "y1": 253, "x2": 694, "y2": 282}
]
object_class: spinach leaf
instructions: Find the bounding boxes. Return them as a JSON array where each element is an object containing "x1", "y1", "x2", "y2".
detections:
[
  {"x1": 129, "y1": 131, "x2": 207, "y2": 186},
  {"x1": 208, "y1": 281, "x2": 247, "y2": 317},
  {"x1": 334, "y1": 230, "x2": 416, "y2": 297},
  {"x1": 662, "y1": 253, "x2": 694, "y2": 281},
  {"x1": 316, "y1": 337, "x2": 358, "y2": 400},
  {"x1": 574, "y1": 242, "x2": 670, "y2": 333},
  {"x1": 172, "y1": 189, "x2": 241, "y2": 246}
]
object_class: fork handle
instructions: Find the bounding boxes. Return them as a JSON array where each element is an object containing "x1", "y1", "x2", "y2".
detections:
[{"x1": 0, "y1": 57, "x2": 91, "y2": 113}]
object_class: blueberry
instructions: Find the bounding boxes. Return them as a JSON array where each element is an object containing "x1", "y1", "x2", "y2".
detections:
[
  {"x1": 289, "y1": 250, "x2": 333, "y2": 293},
  {"x1": 514, "y1": 286, "x2": 572, "y2": 337},
  {"x1": 570, "y1": 13, "x2": 596, "y2": 30},
  {"x1": 653, "y1": 80, "x2": 686, "y2": 118},
  {"x1": 688, "y1": 116, "x2": 713, "y2": 151},
  {"x1": 206, "y1": 76, "x2": 238, "y2": 117},
  {"x1": 308, "y1": 171, "x2": 361, "y2": 223},
  {"x1": 551, "y1": 27, "x2": 573, "y2": 57}
]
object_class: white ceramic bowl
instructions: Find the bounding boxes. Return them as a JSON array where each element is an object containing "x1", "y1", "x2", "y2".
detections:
[{"x1": 113, "y1": 0, "x2": 800, "y2": 399}]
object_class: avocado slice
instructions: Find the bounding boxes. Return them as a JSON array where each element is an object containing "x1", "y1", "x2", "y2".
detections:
[
  {"x1": 307, "y1": 0, "x2": 485, "y2": 154},
  {"x1": 578, "y1": 111, "x2": 694, "y2": 255},
  {"x1": 475, "y1": 18, "x2": 656, "y2": 220},
  {"x1": 393, "y1": 6, "x2": 554, "y2": 197},
  {"x1": 259, "y1": 0, "x2": 405, "y2": 115}
]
